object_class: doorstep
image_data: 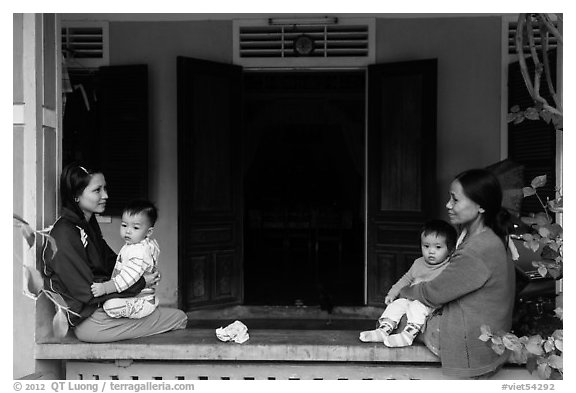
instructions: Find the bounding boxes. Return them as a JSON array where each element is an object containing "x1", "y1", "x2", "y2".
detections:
[{"x1": 35, "y1": 327, "x2": 439, "y2": 363}]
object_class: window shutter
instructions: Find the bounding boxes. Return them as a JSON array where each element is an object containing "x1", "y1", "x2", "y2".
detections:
[
  {"x1": 507, "y1": 50, "x2": 557, "y2": 215},
  {"x1": 98, "y1": 65, "x2": 149, "y2": 215}
]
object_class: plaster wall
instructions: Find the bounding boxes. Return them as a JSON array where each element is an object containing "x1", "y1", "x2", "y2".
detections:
[
  {"x1": 100, "y1": 21, "x2": 232, "y2": 306},
  {"x1": 375, "y1": 17, "x2": 503, "y2": 218},
  {"x1": 78, "y1": 17, "x2": 503, "y2": 306}
]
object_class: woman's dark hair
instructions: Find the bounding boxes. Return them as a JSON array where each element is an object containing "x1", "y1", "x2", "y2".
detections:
[
  {"x1": 454, "y1": 168, "x2": 511, "y2": 242},
  {"x1": 421, "y1": 219, "x2": 457, "y2": 252},
  {"x1": 60, "y1": 163, "x2": 101, "y2": 220}
]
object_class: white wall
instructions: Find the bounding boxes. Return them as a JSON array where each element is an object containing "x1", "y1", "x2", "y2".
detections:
[
  {"x1": 99, "y1": 20, "x2": 233, "y2": 306},
  {"x1": 68, "y1": 15, "x2": 504, "y2": 307},
  {"x1": 375, "y1": 16, "x2": 504, "y2": 218}
]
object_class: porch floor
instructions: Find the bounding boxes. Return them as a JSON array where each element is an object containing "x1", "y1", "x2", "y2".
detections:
[
  {"x1": 35, "y1": 306, "x2": 537, "y2": 380},
  {"x1": 36, "y1": 324, "x2": 439, "y2": 363}
]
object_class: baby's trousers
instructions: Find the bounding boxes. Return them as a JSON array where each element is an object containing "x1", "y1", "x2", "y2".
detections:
[
  {"x1": 103, "y1": 296, "x2": 158, "y2": 319},
  {"x1": 379, "y1": 298, "x2": 433, "y2": 326}
]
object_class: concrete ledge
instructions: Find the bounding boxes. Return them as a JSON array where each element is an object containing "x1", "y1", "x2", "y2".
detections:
[{"x1": 35, "y1": 328, "x2": 440, "y2": 362}]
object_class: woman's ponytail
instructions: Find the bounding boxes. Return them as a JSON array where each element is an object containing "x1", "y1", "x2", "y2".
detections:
[{"x1": 493, "y1": 207, "x2": 513, "y2": 242}]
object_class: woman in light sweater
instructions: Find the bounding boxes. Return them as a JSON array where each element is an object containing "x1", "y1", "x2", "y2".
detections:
[{"x1": 400, "y1": 168, "x2": 515, "y2": 379}]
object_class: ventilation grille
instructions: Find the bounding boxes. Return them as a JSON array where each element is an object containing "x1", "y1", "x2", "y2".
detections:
[
  {"x1": 239, "y1": 24, "x2": 370, "y2": 58},
  {"x1": 508, "y1": 20, "x2": 559, "y2": 54},
  {"x1": 62, "y1": 26, "x2": 104, "y2": 58}
]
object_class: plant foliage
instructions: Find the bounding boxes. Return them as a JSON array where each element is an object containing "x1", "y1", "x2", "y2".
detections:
[
  {"x1": 480, "y1": 175, "x2": 562, "y2": 379},
  {"x1": 14, "y1": 214, "x2": 78, "y2": 339}
]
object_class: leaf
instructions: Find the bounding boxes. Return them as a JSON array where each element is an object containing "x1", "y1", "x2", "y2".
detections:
[
  {"x1": 491, "y1": 342, "x2": 506, "y2": 355},
  {"x1": 39, "y1": 232, "x2": 58, "y2": 259},
  {"x1": 538, "y1": 226, "x2": 551, "y2": 238},
  {"x1": 552, "y1": 114, "x2": 563, "y2": 130},
  {"x1": 548, "y1": 197, "x2": 563, "y2": 213},
  {"x1": 541, "y1": 244, "x2": 561, "y2": 260},
  {"x1": 502, "y1": 333, "x2": 523, "y2": 352},
  {"x1": 523, "y1": 187, "x2": 537, "y2": 197},
  {"x1": 531, "y1": 175, "x2": 547, "y2": 189},
  {"x1": 544, "y1": 338, "x2": 555, "y2": 353},
  {"x1": 537, "y1": 363, "x2": 552, "y2": 379},
  {"x1": 43, "y1": 291, "x2": 68, "y2": 310},
  {"x1": 52, "y1": 307, "x2": 69, "y2": 339},
  {"x1": 510, "y1": 105, "x2": 521, "y2": 113},
  {"x1": 552, "y1": 330, "x2": 563, "y2": 341},
  {"x1": 554, "y1": 339, "x2": 563, "y2": 353},
  {"x1": 554, "y1": 307, "x2": 563, "y2": 320},
  {"x1": 547, "y1": 223, "x2": 563, "y2": 238},
  {"x1": 537, "y1": 266, "x2": 548, "y2": 278},
  {"x1": 479, "y1": 333, "x2": 491, "y2": 342},
  {"x1": 526, "y1": 356, "x2": 538, "y2": 374},
  {"x1": 534, "y1": 213, "x2": 551, "y2": 226},
  {"x1": 22, "y1": 265, "x2": 44, "y2": 299},
  {"x1": 540, "y1": 109, "x2": 553, "y2": 124},
  {"x1": 548, "y1": 354, "x2": 563, "y2": 371},
  {"x1": 13, "y1": 214, "x2": 30, "y2": 226},
  {"x1": 525, "y1": 107, "x2": 540, "y2": 120},
  {"x1": 509, "y1": 348, "x2": 527, "y2": 364},
  {"x1": 547, "y1": 268, "x2": 562, "y2": 280},
  {"x1": 42, "y1": 291, "x2": 81, "y2": 317},
  {"x1": 507, "y1": 112, "x2": 519, "y2": 123},
  {"x1": 19, "y1": 222, "x2": 36, "y2": 248},
  {"x1": 479, "y1": 325, "x2": 492, "y2": 337},
  {"x1": 491, "y1": 335, "x2": 503, "y2": 346},
  {"x1": 514, "y1": 114, "x2": 525, "y2": 124},
  {"x1": 526, "y1": 336, "x2": 545, "y2": 356}
]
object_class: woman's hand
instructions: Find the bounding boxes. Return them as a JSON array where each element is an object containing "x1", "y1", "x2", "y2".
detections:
[{"x1": 144, "y1": 271, "x2": 161, "y2": 288}]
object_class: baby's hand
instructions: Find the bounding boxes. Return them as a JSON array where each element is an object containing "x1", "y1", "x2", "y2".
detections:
[
  {"x1": 91, "y1": 282, "x2": 106, "y2": 297},
  {"x1": 384, "y1": 294, "x2": 396, "y2": 305}
]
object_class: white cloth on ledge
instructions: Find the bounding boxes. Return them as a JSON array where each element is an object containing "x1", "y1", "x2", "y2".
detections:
[{"x1": 215, "y1": 320, "x2": 249, "y2": 344}]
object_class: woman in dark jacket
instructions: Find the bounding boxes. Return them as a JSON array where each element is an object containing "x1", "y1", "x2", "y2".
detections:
[
  {"x1": 400, "y1": 169, "x2": 515, "y2": 378},
  {"x1": 43, "y1": 164, "x2": 187, "y2": 342}
]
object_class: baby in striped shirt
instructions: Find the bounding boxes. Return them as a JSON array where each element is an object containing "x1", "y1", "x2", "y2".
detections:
[{"x1": 91, "y1": 200, "x2": 160, "y2": 319}]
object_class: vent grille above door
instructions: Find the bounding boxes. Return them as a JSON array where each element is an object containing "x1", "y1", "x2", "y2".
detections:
[
  {"x1": 61, "y1": 21, "x2": 109, "y2": 68},
  {"x1": 240, "y1": 24, "x2": 369, "y2": 58},
  {"x1": 508, "y1": 19, "x2": 559, "y2": 54},
  {"x1": 234, "y1": 18, "x2": 375, "y2": 68},
  {"x1": 62, "y1": 26, "x2": 104, "y2": 58}
]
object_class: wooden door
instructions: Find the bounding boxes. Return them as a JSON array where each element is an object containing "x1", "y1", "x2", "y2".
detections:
[
  {"x1": 367, "y1": 59, "x2": 437, "y2": 305},
  {"x1": 177, "y1": 57, "x2": 243, "y2": 309}
]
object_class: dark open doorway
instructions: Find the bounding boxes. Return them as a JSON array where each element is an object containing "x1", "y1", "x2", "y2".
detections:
[{"x1": 242, "y1": 71, "x2": 365, "y2": 307}]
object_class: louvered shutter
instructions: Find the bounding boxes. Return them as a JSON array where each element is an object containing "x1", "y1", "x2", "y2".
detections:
[
  {"x1": 507, "y1": 19, "x2": 559, "y2": 55},
  {"x1": 507, "y1": 50, "x2": 557, "y2": 215},
  {"x1": 98, "y1": 65, "x2": 149, "y2": 215}
]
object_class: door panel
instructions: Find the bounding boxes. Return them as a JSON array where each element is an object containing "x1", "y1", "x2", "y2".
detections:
[
  {"x1": 177, "y1": 57, "x2": 243, "y2": 309},
  {"x1": 367, "y1": 59, "x2": 437, "y2": 305}
]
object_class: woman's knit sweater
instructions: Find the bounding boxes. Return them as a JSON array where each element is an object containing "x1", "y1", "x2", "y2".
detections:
[{"x1": 400, "y1": 228, "x2": 515, "y2": 378}]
